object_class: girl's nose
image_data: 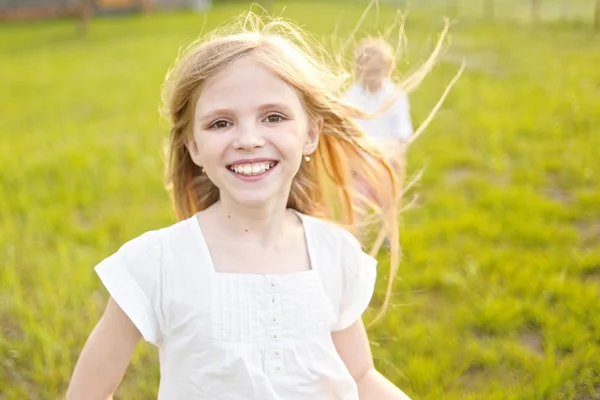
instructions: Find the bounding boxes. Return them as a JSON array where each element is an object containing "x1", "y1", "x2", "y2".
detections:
[{"x1": 234, "y1": 123, "x2": 266, "y2": 151}]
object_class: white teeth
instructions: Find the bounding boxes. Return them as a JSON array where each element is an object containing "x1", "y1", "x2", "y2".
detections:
[{"x1": 230, "y1": 162, "x2": 275, "y2": 176}]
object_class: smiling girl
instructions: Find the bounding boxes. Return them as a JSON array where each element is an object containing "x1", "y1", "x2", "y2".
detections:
[{"x1": 66, "y1": 11, "x2": 421, "y2": 400}]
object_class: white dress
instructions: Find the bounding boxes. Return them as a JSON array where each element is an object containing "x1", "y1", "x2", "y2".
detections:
[
  {"x1": 344, "y1": 79, "x2": 414, "y2": 153},
  {"x1": 95, "y1": 211, "x2": 377, "y2": 399}
]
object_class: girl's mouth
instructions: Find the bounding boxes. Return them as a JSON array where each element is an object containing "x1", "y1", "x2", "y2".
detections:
[{"x1": 226, "y1": 161, "x2": 278, "y2": 177}]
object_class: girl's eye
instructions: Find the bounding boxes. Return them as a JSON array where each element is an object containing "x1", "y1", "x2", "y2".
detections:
[
  {"x1": 265, "y1": 114, "x2": 284, "y2": 123},
  {"x1": 209, "y1": 120, "x2": 231, "y2": 129}
]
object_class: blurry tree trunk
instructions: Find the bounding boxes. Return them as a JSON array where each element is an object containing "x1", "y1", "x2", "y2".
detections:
[
  {"x1": 140, "y1": 0, "x2": 155, "y2": 14},
  {"x1": 484, "y1": 0, "x2": 494, "y2": 19},
  {"x1": 447, "y1": 0, "x2": 458, "y2": 17},
  {"x1": 595, "y1": 0, "x2": 600, "y2": 30},
  {"x1": 531, "y1": 0, "x2": 541, "y2": 23},
  {"x1": 77, "y1": 0, "x2": 92, "y2": 36},
  {"x1": 560, "y1": 0, "x2": 567, "y2": 21}
]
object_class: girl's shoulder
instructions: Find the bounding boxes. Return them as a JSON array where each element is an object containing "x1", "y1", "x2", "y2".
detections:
[
  {"x1": 94, "y1": 217, "x2": 197, "y2": 345},
  {"x1": 110, "y1": 215, "x2": 197, "y2": 263},
  {"x1": 381, "y1": 78, "x2": 404, "y2": 95},
  {"x1": 298, "y1": 213, "x2": 377, "y2": 331},
  {"x1": 343, "y1": 82, "x2": 364, "y2": 100},
  {"x1": 298, "y1": 213, "x2": 366, "y2": 256}
]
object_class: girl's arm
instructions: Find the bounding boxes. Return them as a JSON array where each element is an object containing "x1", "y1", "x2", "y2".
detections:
[
  {"x1": 66, "y1": 297, "x2": 141, "y2": 400},
  {"x1": 332, "y1": 319, "x2": 411, "y2": 400}
]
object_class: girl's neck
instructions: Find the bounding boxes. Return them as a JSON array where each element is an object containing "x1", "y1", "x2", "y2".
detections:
[{"x1": 207, "y1": 199, "x2": 294, "y2": 247}]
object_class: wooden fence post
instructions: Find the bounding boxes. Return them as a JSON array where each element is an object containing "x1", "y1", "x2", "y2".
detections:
[
  {"x1": 595, "y1": 0, "x2": 600, "y2": 30},
  {"x1": 531, "y1": 0, "x2": 541, "y2": 23},
  {"x1": 140, "y1": 0, "x2": 155, "y2": 14},
  {"x1": 447, "y1": 0, "x2": 458, "y2": 17},
  {"x1": 77, "y1": 0, "x2": 92, "y2": 36},
  {"x1": 484, "y1": 0, "x2": 494, "y2": 19}
]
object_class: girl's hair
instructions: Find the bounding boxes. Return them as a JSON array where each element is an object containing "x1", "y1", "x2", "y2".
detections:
[
  {"x1": 160, "y1": 6, "x2": 456, "y2": 324},
  {"x1": 354, "y1": 37, "x2": 396, "y2": 77}
]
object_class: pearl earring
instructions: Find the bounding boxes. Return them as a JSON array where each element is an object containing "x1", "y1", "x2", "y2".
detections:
[{"x1": 304, "y1": 155, "x2": 311, "y2": 162}]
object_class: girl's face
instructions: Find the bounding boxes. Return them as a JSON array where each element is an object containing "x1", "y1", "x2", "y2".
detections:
[
  {"x1": 357, "y1": 53, "x2": 389, "y2": 92},
  {"x1": 187, "y1": 56, "x2": 319, "y2": 209}
]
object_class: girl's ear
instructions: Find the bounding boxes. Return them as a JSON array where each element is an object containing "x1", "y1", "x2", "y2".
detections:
[
  {"x1": 304, "y1": 116, "x2": 322, "y2": 155},
  {"x1": 186, "y1": 137, "x2": 202, "y2": 167}
]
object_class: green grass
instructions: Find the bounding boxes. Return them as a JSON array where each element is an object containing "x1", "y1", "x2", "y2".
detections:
[
  {"x1": 400, "y1": 0, "x2": 596, "y2": 24},
  {"x1": 1, "y1": 1, "x2": 599, "y2": 399}
]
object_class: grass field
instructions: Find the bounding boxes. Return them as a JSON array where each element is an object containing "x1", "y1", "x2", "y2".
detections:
[
  {"x1": 1, "y1": 1, "x2": 600, "y2": 399},
  {"x1": 401, "y1": 0, "x2": 597, "y2": 24}
]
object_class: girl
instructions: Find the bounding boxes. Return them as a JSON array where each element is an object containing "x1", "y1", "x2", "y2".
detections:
[
  {"x1": 67, "y1": 12, "x2": 412, "y2": 400},
  {"x1": 345, "y1": 38, "x2": 414, "y2": 162},
  {"x1": 343, "y1": 38, "x2": 414, "y2": 230}
]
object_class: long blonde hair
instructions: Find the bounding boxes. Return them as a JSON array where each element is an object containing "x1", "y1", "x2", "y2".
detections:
[{"x1": 160, "y1": 6, "x2": 457, "y2": 324}]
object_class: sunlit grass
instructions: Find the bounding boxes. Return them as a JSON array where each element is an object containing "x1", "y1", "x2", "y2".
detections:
[{"x1": 1, "y1": 1, "x2": 599, "y2": 399}]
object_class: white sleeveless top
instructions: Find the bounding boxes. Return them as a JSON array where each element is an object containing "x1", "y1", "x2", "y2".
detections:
[{"x1": 95, "y1": 211, "x2": 377, "y2": 399}]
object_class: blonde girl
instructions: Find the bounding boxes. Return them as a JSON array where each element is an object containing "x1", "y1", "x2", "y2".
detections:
[
  {"x1": 65, "y1": 10, "x2": 444, "y2": 400},
  {"x1": 344, "y1": 38, "x2": 413, "y2": 218},
  {"x1": 345, "y1": 38, "x2": 414, "y2": 154}
]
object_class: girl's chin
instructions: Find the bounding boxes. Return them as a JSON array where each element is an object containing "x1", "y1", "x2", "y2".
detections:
[{"x1": 220, "y1": 187, "x2": 293, "y2": 209}]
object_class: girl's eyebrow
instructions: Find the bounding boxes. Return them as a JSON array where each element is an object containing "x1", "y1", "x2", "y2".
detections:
[
  {"x1": 199, "y1": 103, "x2": 294, "y2": 120},
  {"x1": 257, "y1": 103, "x2": 294, "y2": 114},
  {"x1": 197, "y1": 108, "x2": 233, "y2": 122}
]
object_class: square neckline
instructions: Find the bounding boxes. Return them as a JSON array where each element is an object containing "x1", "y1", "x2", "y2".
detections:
[{"x1": 189, "y1": 209, "x2": 318, "y2": 279}]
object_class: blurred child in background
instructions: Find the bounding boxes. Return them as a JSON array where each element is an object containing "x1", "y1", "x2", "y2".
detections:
[
  {"x1": 345, "y1": 38, "x2": 413, "y2": 236},
  {"x1": 345, "y1": 38, "x2": 414, "y2": 161}
]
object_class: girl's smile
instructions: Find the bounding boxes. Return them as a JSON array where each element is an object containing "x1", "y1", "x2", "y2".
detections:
[{"x1": 226, "y1": 159, "x2": 279, "y2": 181}]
